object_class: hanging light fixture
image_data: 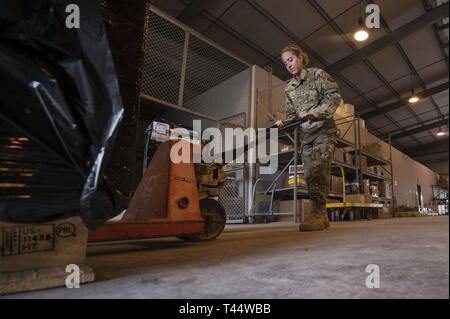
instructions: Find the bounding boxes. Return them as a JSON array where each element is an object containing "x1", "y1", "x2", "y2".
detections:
[
  {"x1": 408, "y1": 95, "x2": 419, "y2": 104},
  {"x1": 354, "y1": 3, "x2": 369, "y2": 42},
  {"x1": 436, "y1": 126, "x2": 446, "y2": 136},
  {"x1": 408, "y1": 73, "x2": 419, "y2": 104}
]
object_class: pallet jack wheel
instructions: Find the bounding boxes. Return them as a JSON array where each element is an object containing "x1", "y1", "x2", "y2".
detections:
[{"x1": 177, "y1": 199, "x2": 226, "y2": 241}]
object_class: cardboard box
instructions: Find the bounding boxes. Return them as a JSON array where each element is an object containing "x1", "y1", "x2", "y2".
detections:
[
  {"x1": 375, "y1": 207, "x2": 393, "y2": 219},
  {"x1": 380, "y1": 181, "x2": 392, "y2": 198},
  {"x1": 372, "y1": 166, "x2": 385, "y2": 176},
  {"x1": 278, "y1": 199, "x2": 312, "y2": 222},
  {"x1": 331, "y1": 176, "x2": 344, "y2": 194},
  {"x1": 346, "y1": 194, "x2": 372, "y2": 203},
  {"x1": 334, "y1": 103, "x2": 356, "y2": 144},
  {"x1": 333, "y1": 148, "x2": 345, "y2": 163},
  {"x1": 284, "y1": 175, "x2": 307, "y2": 188},
  {"x1": 334, "y1": 103, "x2": 355, "y2": 119},
  {"x1": 344, "y1": 152, "x2": 354, "y2": 166},
  {"x1": 0, "y1": 217, "x2": 88, "y2": 273},
  {"x1": 360, "y1": 119, "x2": 366, "y2": 129},
  {"x1": 372, "y1": 166, "x2": 379, "y2": 175},
  {"x1": 359, "y1": 125, "x2": 368, "y2": 144},
  {"x1": 336, "y1": 123, "x2": 356, "y2": 144},
  {"x1": 363, "y1": 142, "x2": 382, "y2": 158},
  {"x1": 360, "y1": 156, "x2": 368, "y2": 172},
  {"x1": 362, "y1": 179, "x2": 370, "y2": 195}
]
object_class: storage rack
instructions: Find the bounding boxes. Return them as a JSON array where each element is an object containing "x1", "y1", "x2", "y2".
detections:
[{"x1": 249, "y1": 116, "x2": 394, "y2": 223}]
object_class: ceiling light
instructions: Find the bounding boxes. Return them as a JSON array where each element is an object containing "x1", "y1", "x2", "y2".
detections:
[
  {"x1": 436, "y1": 126, "x2": 447, "y2": 136},
  {"x1": 354, "y1": 30, "x2": 369, "y2": 42},
  {"x1": 354, "y1": 17, "x2": 369, "y2": 42},
  {"x1": 408, "y1": 78, "x2": 419, "y2": 103},
  {"x1": 408, "y1": 96, "x2": 419, "y2": 103}
]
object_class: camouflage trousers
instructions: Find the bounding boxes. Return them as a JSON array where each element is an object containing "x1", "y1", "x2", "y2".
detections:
[{"x1": 302, "y1": 131, "x2": 336, "y2": 217}]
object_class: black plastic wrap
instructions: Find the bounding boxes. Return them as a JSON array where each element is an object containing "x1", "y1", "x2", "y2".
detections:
[{"x1": 0, "y1": 0, "x2": 126, "y2": 228}]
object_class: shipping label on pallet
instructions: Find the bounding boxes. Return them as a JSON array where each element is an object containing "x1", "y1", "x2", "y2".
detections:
[
  {"x1": 1, "y1": 224, "x2": 55, "y2": 258},
  {"x1": 0, "y1": 217, "x2": 87, "y2": 274}
]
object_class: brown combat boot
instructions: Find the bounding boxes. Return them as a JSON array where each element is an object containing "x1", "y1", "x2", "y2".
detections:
[{"x1": 299, "y1": 213, "x2": 325, "y2": 232}]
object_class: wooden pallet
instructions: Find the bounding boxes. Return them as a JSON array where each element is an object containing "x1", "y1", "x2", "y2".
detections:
[
  {"x1": 0, "y1": 216, "x2": 94, "y2": 295},
  {"x1": 0, "y1": 264, "x2": 94, "y2": 295}
]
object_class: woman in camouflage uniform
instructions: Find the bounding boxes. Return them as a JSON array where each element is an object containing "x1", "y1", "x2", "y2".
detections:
[{"x1": 276, "y1": 44, "x2": 342, "y2": 231}]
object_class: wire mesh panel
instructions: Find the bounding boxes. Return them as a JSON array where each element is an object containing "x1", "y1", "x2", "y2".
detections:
[
  {"x1": 219, "y1": 169, "x2": 246, "y2": 223},
  {"x1": 141, "y1": 10, "x2": 186, "y2": 106},
  {"x1": 140, "y1": 6, "x2": 250, "y2": 118},
  {"x1": 218, "y1": 113, "x2": 247, "y2": 223}
]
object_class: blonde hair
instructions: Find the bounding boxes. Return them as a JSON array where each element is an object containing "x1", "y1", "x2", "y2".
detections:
[{"x1": 280, "y1": 44, "x2": 310, "y2": 66}]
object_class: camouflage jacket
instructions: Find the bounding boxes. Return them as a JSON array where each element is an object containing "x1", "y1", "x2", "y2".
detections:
[{"x1": 285, "y1": 67, "x2": 341, "y2": 144}]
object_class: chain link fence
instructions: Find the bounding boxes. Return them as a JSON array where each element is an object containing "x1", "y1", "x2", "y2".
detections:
[
  {"x1": 141, "y1": 6, "x2": 250, "y2": 112},
  {"x1": 141, "y1": 11, "x2": 185, "y2": 106},
  {"x1": 218, "y1": 113, "x2": 247, "y2": 223}
]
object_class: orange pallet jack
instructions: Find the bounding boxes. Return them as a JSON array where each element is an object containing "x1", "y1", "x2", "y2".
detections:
[
  {"x1": 88, "y1": 118, "x2": 306, "y2": 243},
  {"x1": 88, "y1": 139, "x2": 226, "y2": 243}
]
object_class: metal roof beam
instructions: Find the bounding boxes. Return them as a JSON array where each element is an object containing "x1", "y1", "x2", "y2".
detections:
[
  {"x1": 361, "y1": 82, "x2": 449, "y2": 119},
  {"x1": 388, "y1": 118, "x2": 449, "y2": 139},
  {"x1": 402, "y1": 138, "x2": 449, "y2": 156}
]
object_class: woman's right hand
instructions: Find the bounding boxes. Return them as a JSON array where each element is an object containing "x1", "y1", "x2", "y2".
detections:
[{"x1": 275, "y1": 120, "x2": 284, "y2": 127}]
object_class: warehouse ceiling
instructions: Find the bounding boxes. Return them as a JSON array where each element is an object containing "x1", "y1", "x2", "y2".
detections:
[{"x1": 150, "y1": 0, "x2": 449, "y2": 171}]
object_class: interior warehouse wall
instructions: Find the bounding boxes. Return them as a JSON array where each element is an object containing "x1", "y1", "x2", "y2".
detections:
[
  {"x1": 392, "y1": 148, "x2": 438, "y2": 207},
  {"x1": 251, "y1": 66, "x2": 287, "y2": 217},
  {"x1": 254, "y1": 65, "x2": 286, "y2": 129},
  {"x1": 391, "y1": 147, "x2": 439, "y2": 208},
  {"x1": 183, "y1": 68, "x2": 251, "y2": 122},
  {"x1": 364, "y1": 131, "x2": 440, "y2": 208}
]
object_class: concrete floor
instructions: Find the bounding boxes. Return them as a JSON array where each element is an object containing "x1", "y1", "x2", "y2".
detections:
[{"x1": 3, "y1": 216, "x2": 449, "y2": 299}]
